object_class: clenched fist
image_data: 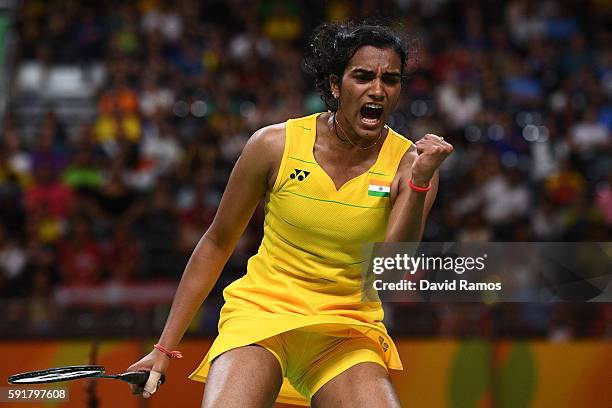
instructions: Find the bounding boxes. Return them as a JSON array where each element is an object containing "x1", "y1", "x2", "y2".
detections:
[{"x1": 411, "y1": 134, "x2": 454, "y2": 185}]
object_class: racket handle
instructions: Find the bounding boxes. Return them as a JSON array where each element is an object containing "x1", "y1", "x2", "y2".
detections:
[{"x1": 119, "y1": 371, "x2": 165, "y2": 386}]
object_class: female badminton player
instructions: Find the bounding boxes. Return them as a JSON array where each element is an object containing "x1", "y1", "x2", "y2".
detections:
[{"x1": 127, "y1": 20, "x2": 453, "y2": 407}]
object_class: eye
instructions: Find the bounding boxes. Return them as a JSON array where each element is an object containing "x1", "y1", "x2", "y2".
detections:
[{"x1": 383, "y1": 75, "x2": 400, "y2": 85}]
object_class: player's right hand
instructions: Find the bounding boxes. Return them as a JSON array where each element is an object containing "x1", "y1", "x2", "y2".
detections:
[{"x1": 126, "y1": 348, "x2": 170, "y2": 398}]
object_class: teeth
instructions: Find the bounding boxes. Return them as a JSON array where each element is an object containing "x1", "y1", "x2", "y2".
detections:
[{"x1": 364, "y1": 103, "x2": 383, "y2": 109}]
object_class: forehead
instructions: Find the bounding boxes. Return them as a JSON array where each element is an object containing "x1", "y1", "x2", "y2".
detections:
[{"x1": 346, "y1": 45, "x2": 402, "y2": 72}]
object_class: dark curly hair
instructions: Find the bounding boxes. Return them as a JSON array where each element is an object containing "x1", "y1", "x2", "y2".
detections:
[{"x1": 304, "y1": 20, "x2": 408, "y2": 112}]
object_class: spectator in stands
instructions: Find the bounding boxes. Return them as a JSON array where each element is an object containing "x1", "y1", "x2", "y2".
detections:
[
  {"x1": 569, "y1": 107, "x2": 610, "y2": 159},
  {"x1": 26, "y1": 266, "x2": 59, "y2": 333},
  {"x1": 131, "y1": 183, "x2": 180, "y2": 279},
  {"x1": 57, "y1": 215, "x2": 103, "y2": 286},
  {"x1": 102, "y1": 222, "x2": 141, "y2": 282},
  {"x1": 3, "y1": 128, "x2": 33, "y2": 186},
  {"x1": 24, "y1": 163, "x2": 74, "y2": 220},
  {"x1": 436, "y1": 71, "x2": 482, "y2": 130},
  {"x1": 140, "y1": 117, "x2": 184, "y2": 177},
  {"x1": 0, "y1": 224, "x2": 28, "y2": 297}
]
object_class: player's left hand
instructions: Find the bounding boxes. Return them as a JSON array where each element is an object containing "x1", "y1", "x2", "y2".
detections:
[{"x1": 411, "y1": 134, "x2": 453, "y2": 185}]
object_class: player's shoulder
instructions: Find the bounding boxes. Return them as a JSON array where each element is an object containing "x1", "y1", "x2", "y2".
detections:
[
  {"x1": 246, "y1": 113, "x2": 320, "y2": 155},
  {"x1": 252, "y1": 122, "x2": 285, "y2": 143},
  {"x1": 246, "y1": 122, "x2": 286, "y2": 155}
]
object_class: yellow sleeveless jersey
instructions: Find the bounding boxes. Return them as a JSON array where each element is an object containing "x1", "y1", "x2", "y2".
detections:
[{"x1": 190, "y1": 112, "x2": 412, "y2": 402}]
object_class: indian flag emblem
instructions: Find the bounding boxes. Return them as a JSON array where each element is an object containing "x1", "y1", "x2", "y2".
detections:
[{"x1": 368, "y1": 179, "x2": 391, "y2": 197}]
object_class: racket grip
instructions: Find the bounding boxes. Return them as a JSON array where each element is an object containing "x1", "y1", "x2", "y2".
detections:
[{"x1": 121, "y1": 371, "x2": 165, "y2": 386}]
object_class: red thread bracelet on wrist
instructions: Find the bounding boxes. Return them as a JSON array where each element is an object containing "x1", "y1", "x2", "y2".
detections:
[
  {"x1": 154, "y1": 344, "x2": 183, "y2": 359},
  {"x1": 408, "y1": 178, "x2": 432, "y2": 193}
]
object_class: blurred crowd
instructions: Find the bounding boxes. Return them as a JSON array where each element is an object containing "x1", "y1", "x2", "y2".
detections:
[{"x1": 0, "y1": 0, "x2": 610, "y2": 338}]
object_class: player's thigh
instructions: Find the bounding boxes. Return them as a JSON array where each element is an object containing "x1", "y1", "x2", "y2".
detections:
[
  {"x1": 311, "y1": 362, "x2": 401, "y2": 408},
  {"x1": 202, "y1": 345, "x2": 283, "y2": 408}
]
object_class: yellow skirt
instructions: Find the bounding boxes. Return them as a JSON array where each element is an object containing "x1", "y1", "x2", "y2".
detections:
[{"x1": 189, "y1": 310, "x2": 402, "y2": 405}]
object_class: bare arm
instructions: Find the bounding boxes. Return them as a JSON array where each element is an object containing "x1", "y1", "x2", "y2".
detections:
[
  {"x1": 385, "y1": 135, "x2": 451, "y2": 242},
  {"x1": 159, "y1": 125, "x2": 284, "y2": 346},
  {"x1": 127, "y1": 124, "x2": 285, "y2": 395}
]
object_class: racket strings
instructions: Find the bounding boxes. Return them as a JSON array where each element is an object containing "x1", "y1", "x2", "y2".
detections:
[{"x1": 9, "y1": 366, "x2": 104, "y2": 384}]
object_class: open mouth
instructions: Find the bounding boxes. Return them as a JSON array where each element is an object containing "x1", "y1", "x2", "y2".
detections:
[{"x1": 360, "y1": 103, "x2": 383, "y2": 126}]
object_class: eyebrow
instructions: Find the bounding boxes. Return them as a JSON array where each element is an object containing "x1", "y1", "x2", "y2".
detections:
[{"x1": 350, "y1": 68, "x2": 401, "y2": 77}]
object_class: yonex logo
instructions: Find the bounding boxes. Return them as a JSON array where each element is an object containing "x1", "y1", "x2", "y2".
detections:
[
  {"x1": 379, "y1": 336, "x2": 389, "y2": 352},
  {"x1": 290, "y1": 169, "x2": 310, "y2": 181}
]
